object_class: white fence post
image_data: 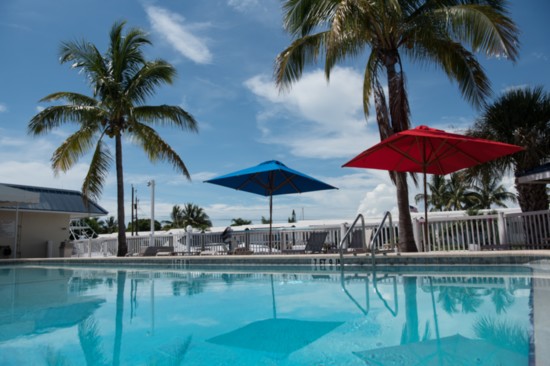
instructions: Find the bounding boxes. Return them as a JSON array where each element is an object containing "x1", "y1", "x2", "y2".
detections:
[
  {"x1": 186, "y1": 226, "x2": 193, "y2": 253},
  {"x1": 340, "y1": 223, "x2": 348, "y2": 249},
  {"x1": 497, "y1": 211, "x2": 507, "y2": 246},
  {"x1": 412, "y1": 218, "x2": 423, "y2": 252},
  {"x1": 88, "y1": 238, "x2": 92, "y2": 257}
]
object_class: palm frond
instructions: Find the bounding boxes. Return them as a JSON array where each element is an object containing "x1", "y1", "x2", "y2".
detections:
[
  {"x1": 39, "y1": 92, "x2": 99, "y2": 106},
  {"x1": 59, "y1": 40, "x2": 107, "y2": 88},
  {"x1": 405, "y1": 37, "x2": 491, "y2": 108},
  {"x1": 275, "y1": 32, "x2": 328, "y2": 90},
  {"x1": 361, "y1": 52, "x2": 381, "y2": 118},
  {"x1": 282, "y1": 0, "x2": 340, "y2": 37},
  {"x1": 439, "y1": 3, "x2": 519, "y2": 62},
  {"x1": 109, "y1": 22, "x2": 150, "y2": 83},
  {"x1": 81, "y1": 139, "x2": 113, "y2": 202},
  {"x1": 132, "y1": 105, "x2": 198, "y2": 132},
  {"x1": 126, "y1": 61, "x2": 176, "y2": 104},
  {"x1": 28, "y1": 104, "x2": 104, "y2": 135},
  {"x1": 130, "y1": 123, "x2": 192, "y2": 179},
  {"x1": 51, "y1": 127, "x2": 102, "y2": 173}
]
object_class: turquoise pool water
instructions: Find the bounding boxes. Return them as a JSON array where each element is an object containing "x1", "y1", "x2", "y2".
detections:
[{"x1": 0, "y1": 264, "x2": 544, "y2": 365}]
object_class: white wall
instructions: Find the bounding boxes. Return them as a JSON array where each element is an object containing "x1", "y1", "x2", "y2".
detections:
[{"x1": 0, "y1": 210, "x2": 71, "y2": 258}]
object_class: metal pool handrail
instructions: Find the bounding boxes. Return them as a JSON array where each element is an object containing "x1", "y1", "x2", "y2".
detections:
[
  {"x1": 338, "y1": 213, "x2": 365, "y2": 265},
  {"x1": 370, "y1": 211, "x2": 395, "y2": 265}
]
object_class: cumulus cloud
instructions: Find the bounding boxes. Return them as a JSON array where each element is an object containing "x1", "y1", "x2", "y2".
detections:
[
  {"x1": 245, "y1": 67, "x2": 379, "y2": 159},
  {"x1": 145, "y1": 5, "x2": 213, "y2": 64}
]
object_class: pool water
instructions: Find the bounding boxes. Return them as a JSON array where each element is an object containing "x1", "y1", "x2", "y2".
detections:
[{"x1": 0, "y1": 264, "x2": 544, "y2": 365}]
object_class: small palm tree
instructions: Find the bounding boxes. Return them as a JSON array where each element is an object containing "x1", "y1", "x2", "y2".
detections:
[
  {"x1": 275, "y1": 0, "x2": 519, "y2": 252},
  {"x1": 231, "y1": 218, "x2": 252, "y2": 226},
  {"x1": 181, "y1": 203, "x2": 212, "y2": 230},
  {"x1": 469, "y1": 171, "x2": 517, "y2": 210},
  {"x1": 171, "y1": 204, "x2": 184, "y2": 228},
  {"x1": 28, "y1": 21, "x2": 198, "y2": 256},
  {"x1": 102, "y1": 216, "x2": 118, "y2": 234},
  {"x1": 415, "y1": 175, "x2": 448, "y2": 212},
  {"x1": 444, "y1": 173, "x2": 478, "y2": 211},
  {"x1": 468, "y1": 86, "x2": 550, "y2": 212}
]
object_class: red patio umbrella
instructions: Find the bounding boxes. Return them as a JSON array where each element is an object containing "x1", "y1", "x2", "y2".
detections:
[{"x1": 343, "y1": 125, "x2": 524, "y2": 248}]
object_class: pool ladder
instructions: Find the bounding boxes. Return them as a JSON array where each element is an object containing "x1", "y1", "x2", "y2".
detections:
[{"x1": 338, "y1": 211, "x2": 396, "y2": 267}]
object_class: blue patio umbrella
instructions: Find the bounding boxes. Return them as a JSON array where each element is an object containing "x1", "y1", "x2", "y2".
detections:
[{"x1": 204, "y1": 160, "x2": 337, "y2": 250}]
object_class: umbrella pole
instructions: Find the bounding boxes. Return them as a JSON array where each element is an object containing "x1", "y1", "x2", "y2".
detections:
[
  {"x1": 270, "y1": 274, "x2": 277, "y2": 319},
  {"x1": 423, "y1": 170, "x2": 428, "y2": 252},
  {"x1": 269, "y1": 194, "x2": 273, "y2": 253}
]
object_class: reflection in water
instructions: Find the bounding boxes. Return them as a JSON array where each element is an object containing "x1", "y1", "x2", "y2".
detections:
[
  {"x1": 113, "y1": 271, "x2": 126, "y2": 366},
  {"x1": 78, "y1": 317, "x2": 107, "y2": 366},
  {"x1": 0, "y1": 266, "x2": 542, "y2": 365}
]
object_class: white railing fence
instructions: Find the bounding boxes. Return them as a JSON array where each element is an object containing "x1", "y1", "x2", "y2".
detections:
[{"x1": 69, "y1": 210, "x2": 550, "y2": 257}]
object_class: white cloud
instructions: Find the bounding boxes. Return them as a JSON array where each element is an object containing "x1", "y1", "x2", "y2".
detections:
[
  {"x1": 0, "y1": 103, "x2": 6, "y2": 112},
  {"x1": 532, "y1": 52, "x2": 549, "y2": 61},
  {"x1": 226, "y1": 0, "x2": 281, "y2": 24},
  {"x1": 245, "y1": 67, "x2": 379, "y2": 159},
  {"x1": 0, "y1": 160, "x2": 88, "y2": 190},
  {"x1": 227, "y1": 0, "x2": 259, "y2": 12},
  {"x1": 501, "y1": 84, "x2": 530, "y2": 94},
  {"x1": 145, "y1": 5, "x2": 213, "y2": 64}
]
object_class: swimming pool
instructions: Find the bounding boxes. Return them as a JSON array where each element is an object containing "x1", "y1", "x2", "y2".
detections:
[{"x1": 0, "y1": 263, "x2": 547, "y2": 365}]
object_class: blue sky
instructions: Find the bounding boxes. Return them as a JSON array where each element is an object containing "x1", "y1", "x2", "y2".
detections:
[{"x1": 1, "y1": 1, "x2": 549, "y2": 228}]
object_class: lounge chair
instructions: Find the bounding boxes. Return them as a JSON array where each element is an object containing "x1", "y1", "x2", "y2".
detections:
[
  {"x1": 283, "y1": 231, "x2": 328, "y2": 254},
  {"x1": 142, "y1": 246, "x2": 174, "y2": 256},
  {"x1": 200, "y1": 243, "x2": 229, "y2": 255},
  {"x1": 347, "y1": 229, "x2": 373, "y2": 253}
]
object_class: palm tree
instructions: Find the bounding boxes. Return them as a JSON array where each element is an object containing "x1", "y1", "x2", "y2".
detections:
[
  {"x1": 102, "y1": 216, "x2": 118, "y2": 234},
  {"x1": 469, "y1": 171, "x2": 517, "y2": 210},
  {"x1": 231, "y1": 218, "x2": 252, "y2": 226},
  {"x1": 415, "y1": 175, "x2": 448, "y2": 212},
  {"x1": 468, "y1": 86, "x2": 550, "y2": 212},
  {"x1": 181, "y1": 203, "x2": 212, "y2": 230},
  {"x1": 28, "y1": 21, "x2": 198, "y2": 256},
  {"x1": 171, "y1": 204, "x2": 184, "y2": 228},
  {"x1": 275, "y1": 0, "x2": 518, "y2": 252},
  {"x1": 444, "y1": 173, "x2": 478, "y2": 211}
]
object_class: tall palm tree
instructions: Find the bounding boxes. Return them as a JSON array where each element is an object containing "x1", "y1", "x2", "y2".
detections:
[
  {"x1": 468, "y1": 86, "x2": 550, "y2": 212},
  {"x1": 275, "y1": 0, "x2": 518, "y2": 252},
  {"x1": 181, "y1": 203, "x2": 212, "y2": 230},
  {"x1": 28, "y1": 21, "x2": 198, "y2": 256}
]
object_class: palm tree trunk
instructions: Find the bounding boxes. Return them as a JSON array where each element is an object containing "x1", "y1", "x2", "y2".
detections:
[
  {"x1": 516, "y1": 183, "x2": 548, "y2": 212},
  {"x1": 386, "y1": 54, "x2": 417, "y2": 252},
  {"x1": 115, "y1": 134, "x2": 127, "y2": 256},
  {"x1": 113, "y1": 270, "x2": 126, "y2": 366},
  {"x1": 396, "y1": 172, "x2": 417, "y2": 252},
  {"x1": 403, "y1": 276, "x2": 419, "y2": 344}
]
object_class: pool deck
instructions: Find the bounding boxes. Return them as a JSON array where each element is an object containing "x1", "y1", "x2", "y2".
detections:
[{"x1": 2, "y1": 250, "x2": 550, "y2": 270}]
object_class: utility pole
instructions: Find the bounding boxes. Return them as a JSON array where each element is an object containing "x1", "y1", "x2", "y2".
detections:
[
  {"x1": 131, "y1": 185, "x2": 135, "y2": 236},
  {"x1": 135, "y1": 195, "x2": 138, "y2": 235},
  {"x1": 148, "y1": 180, "x2": 155, "y2": 247}
]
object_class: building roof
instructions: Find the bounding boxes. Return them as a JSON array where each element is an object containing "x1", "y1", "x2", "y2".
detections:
[
  {"x1": 0, "y1": 183, "x2": 108, "y2": 218},
  {"x1": 516, "y1": 163, "x2": 550, "y2": 184},
  {"x1": 0, "y1": 184, "x2": 40, "y2": 205}
]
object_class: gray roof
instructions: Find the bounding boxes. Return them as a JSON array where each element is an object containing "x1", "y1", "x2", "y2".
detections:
[{"x1": 0, "y1": 183, "x2": 108, "y2": 217}]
